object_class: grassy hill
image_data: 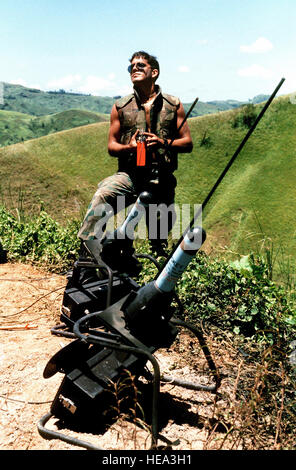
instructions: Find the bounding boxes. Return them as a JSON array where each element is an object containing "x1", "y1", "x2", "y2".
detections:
[
  {"x1": 0, "y1": 94, "x2": 295, "y2": 279},
  {"x1": 184, "y1": 98, "x2": 251, "y2": 117},
  {"x1": 0, "y1": 82, "x2": 270, "y2": 146},
  {"x1": 0, "y1": 83, "x2": 117, "y2": 116},
  {"x1": 0, "y1": 120, "x2": 112, "y2": 220},
  {"x1": 0, "y1": 110, "x2": 32, "y2": 146},
  {"x1": 1, "y1": 82, "x2": 256, "y2": 120},
  {"x1": 0, "y1": 108, "x2": 109, "y2": 147},
  {"x1": 176, "y1": 95, "x2": 296, "y2": 279}
]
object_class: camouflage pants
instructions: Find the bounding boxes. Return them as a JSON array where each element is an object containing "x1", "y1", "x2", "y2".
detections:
[{"x1": 78, "y1": 171, "x2": 176, "y2": 241}]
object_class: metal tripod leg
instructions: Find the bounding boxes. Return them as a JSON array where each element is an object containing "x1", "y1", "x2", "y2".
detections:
[
  {"x1": 37, "y1": 412, "x2": 105, "y2": 450},
  {"x1": 149, "y1": 317, "x2": 221, "y2": 394},
  {"x1": 170, "y1": 317, "x2": 221, "y2": 390}
]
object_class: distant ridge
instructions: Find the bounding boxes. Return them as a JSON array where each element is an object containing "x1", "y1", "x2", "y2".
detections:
[
  {"x1": 0, "y1": 82, "x2": 116, "y2": 116},
  {"x1": 1, "y1": 82, "x2": 269, "y2": 118},
  {"x1": 0, "y1": 107, "x2": 109, "y2": 147}
]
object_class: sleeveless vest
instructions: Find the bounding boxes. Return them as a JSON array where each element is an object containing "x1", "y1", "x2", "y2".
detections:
[{"x1": 115, "y1": 86, "x2": 180, "y2": 174}]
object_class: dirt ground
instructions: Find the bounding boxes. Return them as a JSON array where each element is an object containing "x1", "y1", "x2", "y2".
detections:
[{"x1": 0, "y1": 262, "x2": 236, "y2": 451}]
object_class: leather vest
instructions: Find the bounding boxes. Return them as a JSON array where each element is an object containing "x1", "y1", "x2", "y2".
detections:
[{"x1": 115, "y1": 86, "x2": 180, "y2": 174}]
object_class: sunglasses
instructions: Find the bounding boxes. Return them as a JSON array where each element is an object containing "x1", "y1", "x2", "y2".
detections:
[{"x1": 127, "y1": 62, "x2": 147, "y2": 74}]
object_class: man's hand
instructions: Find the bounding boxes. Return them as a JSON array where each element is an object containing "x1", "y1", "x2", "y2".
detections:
[
  {"x1": 129, "y1": 129, "x2": 140, "y2": 149},
  {"x1": 143, "y1": 132, "x2": 165, "y2": 149}
]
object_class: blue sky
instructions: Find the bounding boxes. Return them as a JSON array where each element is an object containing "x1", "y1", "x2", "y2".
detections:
[{"x1": 1, "y1": 0, "x2": 295, "y2": 102}]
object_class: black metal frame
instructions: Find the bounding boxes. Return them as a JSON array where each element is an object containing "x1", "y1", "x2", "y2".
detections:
[{"x1": 38, "y1": 253, "x2": 220, "y2": 450}]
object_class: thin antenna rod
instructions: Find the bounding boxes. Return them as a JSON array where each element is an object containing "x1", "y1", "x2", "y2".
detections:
[
  {"x1": 159, "y1": 77, "x2": 285, "y2": 271},
  {"x1": 161, "y1": 97, "x2": 199, "y2": 159},
  {"x1": 200, "y1": 77, "x2": 285, "y2": 218}
]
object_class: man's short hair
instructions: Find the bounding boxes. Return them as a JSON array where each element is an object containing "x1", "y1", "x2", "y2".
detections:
[{"x1": 129, "y1": 51, "x2": 160, "y2": 76}]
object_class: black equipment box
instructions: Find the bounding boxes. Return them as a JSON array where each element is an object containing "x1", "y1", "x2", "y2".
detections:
[
  {"x1": 50, "y1": 340, "x2": 146, "y2": 424},
  {"x1": 61, "y1": 275, "x2": 139, "y2": 328},
  {"x1": 49, "y1": 274, "x2": 151, "y2": 425}
]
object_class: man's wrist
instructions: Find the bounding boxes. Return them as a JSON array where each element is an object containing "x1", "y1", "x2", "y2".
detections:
[
  {"x1": 163, "y1": 138, "x2": 170, "y2": 149},
  {"x1": 126, "y1": 142, "x2": 136, "y2": 153}
]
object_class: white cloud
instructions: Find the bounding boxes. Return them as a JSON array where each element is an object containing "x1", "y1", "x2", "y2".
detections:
[
  {"x1": 11, "y1": 78, "x2": 28, "y2": 87},
  {"x1": 9, "y1": 78, "x2": 41, "y2": 89},
  {"x1": 47, "y1": 74, "x2": 82, "y2": 90},
  {"x1": 77, "y1": 75, "x2": 113, "y2": 94},
  {"x1": 178, "y1": 65, "x2": 190, "y2": 73},
  {"x1": 45, "y1": 73, "x2": 129, "y2": 96},
  {"x1": 196, "y1": 39, "x2": 208, "y2": 46},
  {"x1": 240, "y1": 37, "x2": 273, "y2": 54},
  {"x1": 237, "y1": 64, "x2": 273, "y2": 79},
  {"x1": 78, "y1": 75, "x2": 128, "y2": 96}
]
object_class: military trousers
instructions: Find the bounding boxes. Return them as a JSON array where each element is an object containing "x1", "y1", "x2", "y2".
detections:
[{"x1": 78, "y1": 171, "x2": 177, "y2": 242}]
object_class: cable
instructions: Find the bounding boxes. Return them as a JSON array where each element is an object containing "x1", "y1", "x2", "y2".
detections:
[
  {"x1": 0, "y1": 285, "x2": 66, "y2": 319},
  {"x1": 0, "y1": 394, "x2": 52, "y2": 405},
  {"x1": 0, "y1": 275, "x2": 65, "y2": 282},
  {"x1": 135, "y1": 252, "x2": 161, "y2": 270}
]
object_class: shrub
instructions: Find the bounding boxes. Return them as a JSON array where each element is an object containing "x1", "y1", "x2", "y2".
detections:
[
  {"x1": 199, "y1": 131, "x2": 213, "y2": 147},
  {"x1": 135, "y1": 244, "x2": 296, "y2": 345},
  {"x1": 176, "y1": 252, "x2": 296, "y2": 344},
  {"x1": 232, "y1": 104, "x2": 257, "y2": 129},
  {"x1": 0, "y1": 206, "x2": 80, "y2": 271}
]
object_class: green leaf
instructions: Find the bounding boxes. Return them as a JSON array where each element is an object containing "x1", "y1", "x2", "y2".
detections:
[{"x1": 230, "y1": 255, "x2": 253, "y2": 274}]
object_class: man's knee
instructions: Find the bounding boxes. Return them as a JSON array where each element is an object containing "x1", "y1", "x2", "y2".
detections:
[{"x1": 78, "y1": 173, "x2": 136, "y2": 241}]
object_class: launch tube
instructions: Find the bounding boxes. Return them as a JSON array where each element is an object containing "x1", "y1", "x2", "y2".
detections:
[
  {"x1": 155, "y1": 227, "x2": 206, "y2": 293},
  {"x1": 103, "y1": 191, "x2": 152, "y2": 241},
  {"x1": 123, "y1": 227, "x2": 206, "y2": 341},
  {"x1": 116, "y1": 191, "x2": 152, "y2": 239}
]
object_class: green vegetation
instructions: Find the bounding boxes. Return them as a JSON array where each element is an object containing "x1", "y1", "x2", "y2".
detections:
[
  {"x1": 0, "y1": 86, "x2": 295, "y2": 450},
  {"x1": 0, "y1": 93, "x2": 295, "y2": 281},
  {"x1": 184, "y1": 98, "x2": 252, "y2": 117},
  {"x1": 1, "y1": 203, "x2": 295, "y2": 451},
  {"x1": 134, "y1": 243, "x2": 296, "y2": 346},
  {"x1": 0, "y1": 120, "x2": 113, "y2": 220},
  {"x1": 0, "y1": 82, "x2": 270, "y2": 145},
  {"x1": 0, "y1": 108, "x2": 109, "y2": 147},
  {"x1": 0, "y1": 204, "x2": 295, "y2": 345},
  {"x1": 0, "y1": 110, "x2": 32, "y2": 147},
  {"x1": 0, "y1": 83, "x2": 116, "y2": 116},
  {"x1": 176, "y1": 94, "x2": 296, "y2": 282},
  {"x1": 0, "y1": 205, "x2": 80, "y2": 271},
  {"x1": 178, "y1": 253, "x2": 296, "y2": 342},
  {"x1": 1, "y1": 82, "x2": 263, "y2": 129}
]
